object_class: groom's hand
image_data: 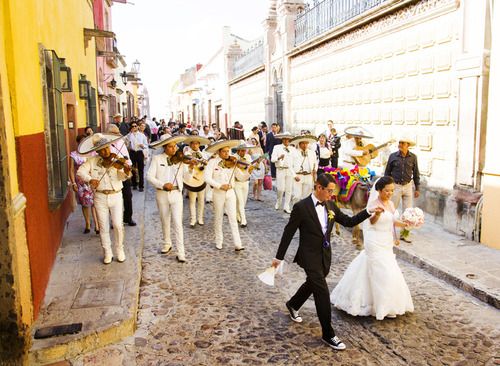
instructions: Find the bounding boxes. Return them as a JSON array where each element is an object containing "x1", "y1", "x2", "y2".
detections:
[
  {"x1": 271, "y1": 258, "x2": 281, "y2": 268},
  {"x1": 372, "y1": 207, "x2": 384, "y2": 215}
]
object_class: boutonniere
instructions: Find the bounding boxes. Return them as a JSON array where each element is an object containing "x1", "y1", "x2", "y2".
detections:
[{"x1": 328, "y1": 210, "x2": 335, "y2": 221}]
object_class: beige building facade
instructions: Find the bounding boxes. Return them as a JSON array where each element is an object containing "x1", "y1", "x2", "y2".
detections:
[{"x1": 225, "y1": 0, "x2": 498, "y2": 248}]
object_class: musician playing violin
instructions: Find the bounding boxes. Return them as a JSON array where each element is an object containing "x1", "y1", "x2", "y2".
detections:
[
  {"x1": 77, "y1": 133, "x2": 131, "y2": 264},
  {"x1": 204, "y1": 140, "x2": 247, "y2": 251},
  {"x1": 232, "y1": 144, "x2": 259, "y2": 228},
  {"x1": 147, "y1": 134, "x2": 192, "y2": 263}
]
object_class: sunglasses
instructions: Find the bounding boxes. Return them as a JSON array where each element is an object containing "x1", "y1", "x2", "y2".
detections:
[{"x1": 131, "y1": 125, "x2": 138, "y2": 128}]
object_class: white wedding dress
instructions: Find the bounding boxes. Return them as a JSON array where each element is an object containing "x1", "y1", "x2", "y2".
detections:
[{"x1": 330, "y1": 208, "x2": 414, "y2": 320}]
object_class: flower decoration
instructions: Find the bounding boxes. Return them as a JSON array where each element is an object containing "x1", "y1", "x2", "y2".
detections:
[{"x1": 328, "y1": 210, "x2": 335, "y2": 221}]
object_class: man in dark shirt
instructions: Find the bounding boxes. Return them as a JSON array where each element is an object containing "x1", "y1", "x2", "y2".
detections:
[
  {"x1": 266, "y1": 123, "x2": 280, "y2": 178},
  {"x1": 384, "y1": 136, "x2": 420, "y2": 242}
]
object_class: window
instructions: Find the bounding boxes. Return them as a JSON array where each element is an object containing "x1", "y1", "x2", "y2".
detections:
[
  {"x1": 88, "y1": 86, "x2": 98, "y2": 129},
  {"x1": 41, "y1": 48, "x2": 68, "y2": 209}
]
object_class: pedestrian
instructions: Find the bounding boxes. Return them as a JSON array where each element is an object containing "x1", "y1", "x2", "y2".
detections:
[
  {"x1": 249, "y1": 137, "x2": 265, "y2": 201},
  {"x1": 247, "y1": 126, "x2": 260, "y2": 144},
  {"x1": 107, "y1": 124, "x2": 136, "y2": 226},
  {"x1": 330, "y1": 176, "x2": 414, "y2": 319},
  {"x1": 290, "y1": 135, "x2": 318, "y2": 207},
  {"x1": 127, "y1": 121, "x2": 148, "y2": 192},
  {"x1": 384, "y1": 134, "x2": 420, "y2": 243},
  {"x1": 266, "y1": 122, "x2": 280, "y2": 178},
  {"x1": 329, "y1": 128, "x2": 341, "y2": 168},
  {"x1": 271, "y1": 173, "x2": 381, "y2": 350},
  {"x1": 84, "y1": 126, "x2": 94, "y2": 137},
  {"x1": 204, "y1": 139, "x2": 246, "y2": 251},
  {"x1": 68, "y1": 135, "x2": 100, "y2": 234},
  {"x1": 77, "y1": 133, "x2": 131, "y2": 264},
  {"x1": 271, "y1": 132, "x2": 295, "y2": 213},
  {"x1": 258, "y1": 122, "x2": 267, "y2": 151},
  {"x1": 316, "y1": 134, "x2": 332, "y2": 177},
  {"x1": 147, "y1": 135, "x2": 190, "y2": 262}
]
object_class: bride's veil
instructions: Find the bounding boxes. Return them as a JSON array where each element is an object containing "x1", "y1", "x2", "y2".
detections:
[{"x1": 363, "y1": 177, "x2": 380, "y2": 230}]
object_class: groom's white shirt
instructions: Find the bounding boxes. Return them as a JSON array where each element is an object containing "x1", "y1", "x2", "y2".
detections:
[{"x1": 311, "y1": 194, "x2": 328, "y2": 234}]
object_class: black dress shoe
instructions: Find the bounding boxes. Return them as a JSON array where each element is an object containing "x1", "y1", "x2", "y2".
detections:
[
  {"x1": 125, "y1": 221, "x2": 137, "y2": 226},
  {"x1": 240, "y1": 224, "x2": 247, "y2": 228},
  {"x1": 132, "y1": 186, "x2": 137, "y2": 190},
  {"x1": 139, "y1": 188, "x2": 144, "y2": 192},
  {"x1": 83, "y1": 228, "x2": 90, "y2": 234}
]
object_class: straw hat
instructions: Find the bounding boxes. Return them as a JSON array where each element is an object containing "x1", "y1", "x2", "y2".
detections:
[
  {"x1": 275, "y1": 132, "x2": 294, "y2": 140},
  {"x1": 290, "y1": 134, "x2": 318, "y2": 146},
  {"x1": 149, "y1": 134, "x2": 188, "y2": 149},
  {"x1": 205, "y1": 139, "x2": 244, "y2": 153},
  {"x1": 344, "y1": 126, "x2": 374, "y2": 139},
  {"x1": 184, "y1": 136, "x2": 211, "y2": 146},
  {"x1": 77, "y1": 133, "x2": 124, "y2": 155},
  {"x1": 112, "y1": 113, "x2": 122, "y2": 118},
  {"x1": 398, "y1": 133, "x2": 416, "y2": 147}
]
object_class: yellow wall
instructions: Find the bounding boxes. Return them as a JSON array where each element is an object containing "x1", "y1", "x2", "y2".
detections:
[{"x1": 6, "y1": 0, "x2": 98, "y2": 137}]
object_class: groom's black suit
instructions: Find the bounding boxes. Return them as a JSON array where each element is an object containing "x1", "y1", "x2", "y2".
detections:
[{"x1": 275, "y1": 194, "x2": 370, "y2": 339}]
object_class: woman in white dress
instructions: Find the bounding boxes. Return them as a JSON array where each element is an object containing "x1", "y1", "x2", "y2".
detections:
[{"x1": 330, "y1": 176, "x2": 414, "y2": 320}]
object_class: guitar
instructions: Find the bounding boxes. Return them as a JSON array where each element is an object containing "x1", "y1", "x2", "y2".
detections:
[{"x1": 353, "y1": 139, "x2": 395, "y2": 166}]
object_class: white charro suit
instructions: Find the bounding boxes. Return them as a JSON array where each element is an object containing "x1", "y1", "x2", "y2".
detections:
[
  {"x1": 233, "y1": 154, "x2": 252, "y2": 226},
  {"x1": 291, "y1": 148, "x2": 317, "y2": 206},
  {"x1": 271, "y1": 144, "x2": 295, "y2": 212},
  {"x1": 147, "y1": 153, "x2": 186, "y2": 259},
  {"x1": 184, "y1": 147, "x2": 209, "y2": 226},
  {"x1": 204, "y1": 156, "x2": 244, "y2": 249}
]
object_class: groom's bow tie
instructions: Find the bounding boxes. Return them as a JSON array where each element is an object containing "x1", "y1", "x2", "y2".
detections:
[{"x1": 316, "y1": 201, "x2": 325, "y2": 207}]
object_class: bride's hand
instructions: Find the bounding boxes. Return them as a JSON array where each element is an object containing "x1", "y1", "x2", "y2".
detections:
[{"x1": 372, "y1": 207, "x2": 384, "y2": 215}]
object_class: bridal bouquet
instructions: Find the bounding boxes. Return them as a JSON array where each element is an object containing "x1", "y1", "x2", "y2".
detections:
[
  {"x1": 400, "y1": 207, "x2": 425, "y2": 239},
  {"x1": 401, "y1": 207, "x2": 425, "y2": 229}
]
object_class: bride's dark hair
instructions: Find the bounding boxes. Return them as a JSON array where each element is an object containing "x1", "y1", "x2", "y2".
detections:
[{"x1": 375, "y1": 176, "x2": 395, "y2": 191}]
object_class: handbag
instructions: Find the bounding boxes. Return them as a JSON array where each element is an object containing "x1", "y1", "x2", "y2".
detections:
[{"x1": 263, "y1": 175, "x2": 273, "y2": 190}]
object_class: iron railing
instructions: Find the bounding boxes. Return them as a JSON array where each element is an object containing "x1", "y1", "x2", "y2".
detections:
[
  {"x1": 233, "y1": 40, "x2": 264, "y2": 79},
  {"x1": 295, "y1": 0, "x2": 389, "y2": 46}
]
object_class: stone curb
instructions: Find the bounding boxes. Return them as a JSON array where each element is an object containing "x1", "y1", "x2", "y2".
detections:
[
  {"x1": 393, "y1": 246, "x2": 500, "y2": 309},
  {"x1": 28, "y1": 198, "x2": 147, "y2": 365}
]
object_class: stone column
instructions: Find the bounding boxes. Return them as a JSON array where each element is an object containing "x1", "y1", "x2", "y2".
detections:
[
  {"x1": 480, "y1": 0, "x2": 500, "y2": 249},
  {"x1": 263, "y1": 0, "x2": 278, "y2": 123}
]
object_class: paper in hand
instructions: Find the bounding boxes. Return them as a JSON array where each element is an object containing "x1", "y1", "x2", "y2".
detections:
[{"x1": 257, "y1": 262, "x2": 284, "y2": 287}]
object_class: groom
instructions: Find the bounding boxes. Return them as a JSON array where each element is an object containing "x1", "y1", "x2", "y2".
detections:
[{"x1": 271, "y1": 173, "x2": 382, "y2": 350}]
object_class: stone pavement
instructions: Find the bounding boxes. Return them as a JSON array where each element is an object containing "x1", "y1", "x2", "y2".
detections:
[
  {"x1": 68, "y1": 187, "x2": 499, "y2": 366},
  {"x1": 29, "y1": 190, "x2": 146, "y2": 365}
]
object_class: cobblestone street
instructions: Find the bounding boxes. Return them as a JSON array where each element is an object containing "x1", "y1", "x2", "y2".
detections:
[{"x1": 69, "y1": 186, "x2": 500, "y2": 366}]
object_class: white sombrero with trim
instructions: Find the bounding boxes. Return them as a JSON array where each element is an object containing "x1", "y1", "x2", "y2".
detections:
[
  {"x1": 232, "y1": 142, "x2": 262, "y2": 151},
  {"x1": 77, "y1": 133, "x2": 124, "y2": 155},
  {"x1": 149, "y1": 134, "x2": 188, "y2": 149},
  {"x1": 184, "y1": 136, "x2": 211, "y2": 146},
  {"x1": 290, "y1": 134, "x2": 318, "y2": 146},
  {"x1": 275, "y1": 132, "x2": 295, "y2": 140},
  {"x1": 205, "y1": 139, "x2": 244, "y2": 153},
  {"x1": 344, "y1": 126, "x2": 374, "y2": 139}
]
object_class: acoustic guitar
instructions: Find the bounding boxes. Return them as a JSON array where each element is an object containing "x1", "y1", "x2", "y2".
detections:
[{"x1": 353, "y1": 139, "x2": 395, "y2": 166}]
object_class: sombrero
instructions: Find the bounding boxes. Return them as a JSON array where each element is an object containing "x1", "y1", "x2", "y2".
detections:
[
  {"x1": 112, "y1": 113, "x2": 122, "y2": 118},
  {"x1": 149, "y1": 134, "x2": 188, "y2": 149},
  {"x1": 344, "y1": 126, "x2": 373, "y2": 139},
  {"x1": 205, "y1": 139, "x2": 244, "y2": 153},
  {"x1": 398, "y1": 133, "x2": 416, "y2": 147},
  {"x1": 78, "y1": 133, "x2": 124, "y2": 155},
  {"x1": 275, "y1": 132, "x2": 294, "y2": 140},
  {"x1": 232, "y1": 142, "x2": 262, "y2": 151},
  {"x1": 184, "y1": 136, "x2": 211, "y2": 146},
  {"x1": 290, "y1": 134, "x2": 318, "y2": 146}
]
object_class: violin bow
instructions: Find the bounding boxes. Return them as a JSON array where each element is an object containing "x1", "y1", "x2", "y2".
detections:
[{"x1": 91, "y1": 137, "x2": 129, "y2": 191}]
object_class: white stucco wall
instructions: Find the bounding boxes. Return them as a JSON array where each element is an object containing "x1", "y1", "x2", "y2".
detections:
[{"x1": 229, "y1": 71, "x2": 266, "y2": 132}]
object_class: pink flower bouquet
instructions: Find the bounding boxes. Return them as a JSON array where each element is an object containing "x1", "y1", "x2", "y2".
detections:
[{"x1": 400, "y1": 207, "x2": 425, "y2": 239}]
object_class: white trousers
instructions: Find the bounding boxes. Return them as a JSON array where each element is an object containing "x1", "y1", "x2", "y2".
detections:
[
  {"x1": 292, "y1": 174, "x2": 314, "y2": 206},
  {"x1": 94, "y1": 191, "x2": 124, "y2": 253},
  {"x1": 156, "y1": 190, "x2": 185, "y2": 257},
  {"x1": 234, "y1": 181, "x2": 249, "y2": 225},
  {"x1": 392, "y1": 182, "x2": 414, "y2": 212},
  {"x1": 275, "y1": 170, "x2": 293, "y2": 211},
  {"x1": 212, "y1": 188, "x2": 242, "y2": 247},
  {"x1": 205, "y1": 184, "x2": 213, "y2": 202},
  {"x1": 188, "y1": 189, "x2": 205, "y2": 224}
]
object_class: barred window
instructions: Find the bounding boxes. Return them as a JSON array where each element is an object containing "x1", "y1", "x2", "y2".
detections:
[{"x1": 41, "y1": 48, "x2": 68, "y2": 209}]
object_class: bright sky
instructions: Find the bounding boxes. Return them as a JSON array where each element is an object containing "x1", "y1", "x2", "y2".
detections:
[{"x1": 112, "y1": 0, "x2": 269, "y2": 118}]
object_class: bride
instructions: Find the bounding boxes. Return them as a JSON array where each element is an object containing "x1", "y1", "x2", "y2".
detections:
[{"x1": 330, "y1": 176, "x2": 414, "y2": 320}]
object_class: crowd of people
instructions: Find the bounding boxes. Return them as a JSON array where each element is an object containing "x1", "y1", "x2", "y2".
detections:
[{"x1": 68, "y1": 115, "x2": 421, "y2": 351}]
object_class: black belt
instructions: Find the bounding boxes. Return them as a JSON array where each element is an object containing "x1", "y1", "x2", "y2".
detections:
[
  {"x1": 157, "y1": 186, "x2": 179, "y2": 191},
  {"x1": 395, "y1": 181, "x2": 411, "y2": 185}
]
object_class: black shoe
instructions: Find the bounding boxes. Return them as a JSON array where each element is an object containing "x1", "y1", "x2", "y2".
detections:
[
  {"x1": 322, "y1": 336, "x2": 346, "y2": 350},
  {"x1": 240, "y1": 224, "x2": 247, "y2": 228},
  {"x1": 285, "y1": 301, "x2": 303, "y2": 323},
  {"x1": 83, "y1": 228, "x2": 90, "y2": 234},
  {"x1": 139, "y1": 188, "x2": 144, "y2": 192},
  {"x1": 125, "y1": 220, "x2": 137, "y2": 226},
  {"x1": 95, "y1": 229, "x2": 100, "y2": 235},
  {"x1": 176, "y1": 256, "x2": 186, "y2": 263},
  {"x1": 132, "y1": 186, "x2": 137, "y2": 190},
  {"x1": 190, "y1": 223, "x2": 195, "y2": 228}
]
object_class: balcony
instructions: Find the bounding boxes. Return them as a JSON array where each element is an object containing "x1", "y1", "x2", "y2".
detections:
[
  {"x1": 295, "y1": 0, "x2": 390, "y2": 46},
  {"x1": 232, "y1": 40, "x2": 264, "y2": 79}
]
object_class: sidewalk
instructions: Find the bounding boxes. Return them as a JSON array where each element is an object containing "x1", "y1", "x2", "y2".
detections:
[
  {"x1": 393, "y1": 218, "x2": 500, "y2": 309},
  {"x1": 28, "y1": 191, "x2": 146, "y2": 365}
]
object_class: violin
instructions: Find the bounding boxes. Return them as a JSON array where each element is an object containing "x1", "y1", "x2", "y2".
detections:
[
  {"x1": 102, "y1": 153, "x2": 129, "y2": 170},
  {"x1": 223, "y1": 156, "x2": 250, "y2": 169},
  {"x1": 169, "y1": 150, "x2": 195, "y2": 165}
]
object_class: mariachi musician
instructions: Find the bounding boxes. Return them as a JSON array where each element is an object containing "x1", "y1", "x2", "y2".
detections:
[
  {"x1": 290, "y1": 134, "x2": 318, "y2": 207},
  {"x1": 204, "y1": 139, "x2": 246, "y2": 251},
  {"x1": 182, "y1": 136, "x2": 211, "y2": 228},
  {"x1": 147, "y1": 134, "x2": 192, "y2": 263},
  {"x1": 340, "y1": 126, "x2": 373, "y2": 170},
  {"x1": 77, "y1": 133, "x2": 131, "y2": 264}
]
